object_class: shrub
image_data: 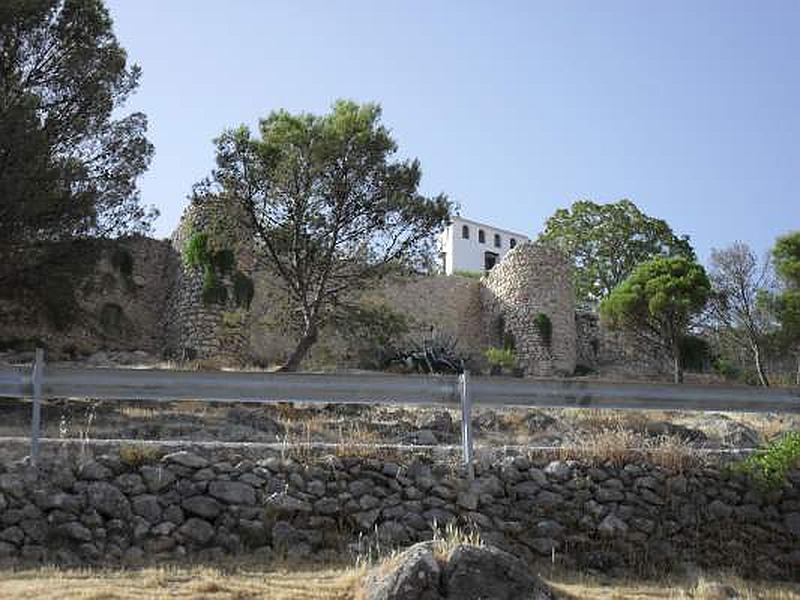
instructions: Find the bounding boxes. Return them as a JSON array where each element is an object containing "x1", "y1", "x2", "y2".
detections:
[
  {"x1": 201, "y1": 266, "x2": 228, "y2": 305},
  {"x1": 183, "y1": 231, "x2": 210, "y2": 268},
  {"x1": 119, "y1": 443, "x2": 162, "y2": 467},
  {"x1": 454, "y1": 269, "x2": 483, "y2": 279},
  {"x1": 737, "y1": 431, "x2": 800, "y2": 487},
  {"x1": 534, "y1": 312, "x2": 552, "y2": 347},
  {"x1": 485, "y1": 346, "x2": 515, "y2": 370}
]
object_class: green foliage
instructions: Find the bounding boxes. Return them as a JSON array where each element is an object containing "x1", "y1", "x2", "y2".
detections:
[
  {"x1": 183, "y1": 232, "x2": 211, "y2": 268},
  {"x1": 201, "y1": 266, "x2": 228, "y2": 305},
  {"x1": 534, "y1": 313, "x2": 552, "y2": 347},
  {"x1": 772, "y1": 231, "x2": 800, "y2": 287},
  {"x1": 334, "y1": 303, "x2": 410, "y2": 370},
  {"x1": 737, "y1": 432, "x2": 800, "y2": 487},
  {"x1": 233, "y1": 271, "x2": 255, "y2": 309},
  {"x1": 0, "y1": 0, "x2": 156, "y2": 322},
  {"x1": 201, "y1": 99, "x2": 452, "y2": 370},
  {"x1": 485, "y1": 346, "x2": 515, "y2": 370},
  {"x1": 184, "y1": 230, "x2": 248, "y2": 307},
  {"x1": 538, "y1": 199, "x2": 695, "y2": 302},
  {"x1": 454, "y1": 270, "x2": 483, "y2": 279},
  {"x1": 600, "y1": 255, "x2": 711, "y2": 383},
  {"x1": 712, "y1": 357, "x2": 741, "y2": 380}
]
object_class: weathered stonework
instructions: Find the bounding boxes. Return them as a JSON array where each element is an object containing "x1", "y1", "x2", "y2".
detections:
[
  {"x1": 482, "y1": 243, "x2": 577, "y2": 376},
  {"x1": 1, "y1": 447, "x2": 797, "y2": 579}
]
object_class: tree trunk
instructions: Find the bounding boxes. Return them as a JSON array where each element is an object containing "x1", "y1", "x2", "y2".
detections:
[
  {"x1": 796, "y1": 351, "x2": 800, "y2": 387},
  {"x1": 752, "y1": 343, "x2": 770, "y2": 387},
  {"x1": 673, "y1": 354, "x2": 683, "y2": 384},
  {"x1": 279, "y1": 326, "x2": 318, "y2": 372}
]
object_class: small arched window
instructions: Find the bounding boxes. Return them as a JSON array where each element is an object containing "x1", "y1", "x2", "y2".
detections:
[
  {"x1": 510, "y1": 238, "x2": 516, "y2": 249},
  {"x1": 478, "y1": 229, "x2": 485, "y2": 244},
  {"x1": 461, "y1": 225, "x2": 469, "y2": 239},
  {"x1": 494, "y1": 233, "x2": 501, "y2": 248}
]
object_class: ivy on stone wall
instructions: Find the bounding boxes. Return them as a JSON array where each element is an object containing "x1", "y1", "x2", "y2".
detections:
[
  {"x1": 534, "y1": 313, "x2": 552, "y2": 347},
  {"x1": 183, "y1": 231, "x2": 254, "y2": 309}
]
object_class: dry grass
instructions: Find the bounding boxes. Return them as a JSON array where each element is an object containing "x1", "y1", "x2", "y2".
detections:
[
  {"x1": 0, "y1": 564, "x2": 364, "y2": 600},
  {"x1": 556, "y1": 426, "x2": 704, "y2": 472},
  {"x1": 545, "y1": 568, "x2": 800, "y2": 599},
  {"x1": 2, "y1": 563, "x2": 798, "y2": 600}
]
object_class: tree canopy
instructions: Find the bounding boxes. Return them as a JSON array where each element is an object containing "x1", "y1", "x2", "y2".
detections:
[
  {"x1": 197, "y1": 100, "x2": 451, "y2": 370},
  {"x1": 707, "y1": 242, "x2": 773, "y2": 386},
  {"x1": 538, "y1": 199, "x2": 695, "y2": 303},
  {"x1": 771, "y1": 231, "x2": 800, "y2": 383},
  {"x1": 0, "y1": 0, "x2": 155, "y2": 323},
  {"x1": 600, "y1": 255, "x2": 710, "y2": 383}
]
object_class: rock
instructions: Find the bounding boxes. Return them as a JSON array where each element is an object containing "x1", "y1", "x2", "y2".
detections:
[
  {"x1": 535, "y1": 520, "x2": 565, "y2": 538},
  {"x1": 598, "y1": 514, "x2": 628, "y2": 539},
  {"x1": 443, "y1": 544, "x2": 556, "y2": 600},
  {"x1": 404, "y1": 430, "x2": 439, "y2": 446},
  {"x1": 353, "y1": 509, "x2": 381, "y2": 530},
  {"x1": 162, "y1": 451, "x2": 209, "y2": 469},
  {"x1": 140, "y1": 465, "x2": 175, "y2": 493},
  {"x1": 264, "y1": 494, "x2": 312, "y2": 517},
  {"x1": 178, "y1": 518, "x2": 215, "y2": 545},
  {"x1": 785, "y1": 512, "x2": 800, "y2": 537},
  {"x1": 87, "y1": 482, "x2": 131, "y2": 519},
  {"x1": 182, "y1": 496, "x2": 222, "y2": 519},
  {"x1": 56, "y1": 522, "x2": 93, "y2": 543},
  {"x1": 544, "y1": 461, "x2": 572, "y2": 481},
  {"x1": 362, "y1": 541, "x2": 442, "y2": 600},
  {"x1": 693, "y1": 415, "x2": 759, "y2": 448},
  {"x1": 208, "y1": 481, "x2": 256, "y2": 505},
  {"x1": 131, "y1": 495, "x2": 162, "y2": 523},
  {"x1": 79, "y1": 461, "x2": 112, "y2": 481},
  {"x1": 709, "y1": 500, "x2": 733, "y2": 520},
  {"x1": 644, "y1": 421, "x2": 707, "y2": 444}
]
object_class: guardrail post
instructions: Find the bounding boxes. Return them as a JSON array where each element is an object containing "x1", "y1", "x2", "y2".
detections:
[
  {"x1": 459, "y1": 371, "x2": 474, "y2": 480},
  {"x1": 31, "y1": 348, "x2": 44, "y2": 464}
]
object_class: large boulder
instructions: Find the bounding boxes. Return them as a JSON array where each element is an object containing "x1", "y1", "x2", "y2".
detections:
[{"x1": 361, "y1": 542, "x2": 556, "y2": 600}]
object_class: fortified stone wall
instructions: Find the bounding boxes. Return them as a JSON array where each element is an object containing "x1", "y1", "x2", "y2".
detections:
[
  {"x1": 0, "y1": 448, "x2": 797, "y2": 579},
  {"x1": 575, "y1": 311, "x2": 672, "y2": 378},
  {"x1": 0, "y1": 236, "x2": 177, "y2": 359},
  {"x1": 482, "y1": 243, "x2": 576, "y2": 376}
]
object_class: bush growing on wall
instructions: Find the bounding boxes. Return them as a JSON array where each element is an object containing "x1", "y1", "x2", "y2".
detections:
[
  {"x1": 183, "y1": 230, "x2": 253, "y2": 309},
  {"x1": 534, "y1": 312, "x2": 552, "y2": 347}
]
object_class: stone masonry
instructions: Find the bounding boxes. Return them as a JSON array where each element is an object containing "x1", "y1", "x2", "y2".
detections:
[{"x1": 0, "y1": 448, "x2": 797, "y2": 579}]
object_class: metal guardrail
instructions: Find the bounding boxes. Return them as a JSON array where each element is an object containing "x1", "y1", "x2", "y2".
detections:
[{"x1": 1, "y1": 351, "x2": 799, "y2": 473}]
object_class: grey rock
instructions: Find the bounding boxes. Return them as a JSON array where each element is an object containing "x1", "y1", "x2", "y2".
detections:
[
  {"x1": 115, "y1": 473, "x2": 146, "y2": 495},
  {"x1": 529, "y1": 537, "x2": 559, "y2": 556},
  {"x1": 544, "y1": 461, "x2": 572, "y2": 481},
  {"x1": 709, "y1": 500, "x2": 733, "y2": 520},
  {"x1": 0, "y1": 526, "x2": 24, "y2": 545},
  {"x1": 353, "y1": 509, "x2": 381, "y2": 530},
  {"x1": 182, "y1": 495, "x2": 222, "y2": 519},
  {"x1": 0, "y1": 474, "x2": 25, "y2": 498},
  {"x1": 208, "y1": 480, "x2": 256, "y2": 505},
  {"x1": 132, "y1": 494, "x2": 162, "y2": 523},
  {"x1": 79, "y1": 461, "x2": 112, "y2": 481},
  {"x1": 535, "y1": 519, "x2": 565, "y2": 538},
  {"x1": 162, "y1": 451, "x2": 209, "y2": 469},
  {"x1": 140, "y1": 465, "x2": 175, "y2": 493},
  {"x1": 598, "y1": 514, "x2": 628, "y2": 538},
  {"x1": 785, "y1": 512, "x2": 800, "y2": 537},
  {"x1": 178, "y1": 517, "x2": 215, "y2": 545},
  {"x1": 56, "y1": 522, "x2": 93, "y2": 543},
  {"x1": 362, "y1": 541, "x2": 442, "y2": 600},
  {"x1": 87, "y1": 482, "x2": 131, "y2": 519},
  {"x1": 444, "y1": 544, "x2": 556, "y2": 600}
]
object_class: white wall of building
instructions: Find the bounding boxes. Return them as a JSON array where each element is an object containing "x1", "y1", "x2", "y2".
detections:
[{"x1": 438, "y1": 216, "x2": 530, "y2": 275}]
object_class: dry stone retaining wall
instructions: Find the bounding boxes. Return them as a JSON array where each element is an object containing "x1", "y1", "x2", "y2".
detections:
[{"x1": 1, "y1": 448, "x2": 797, "y2": 578}]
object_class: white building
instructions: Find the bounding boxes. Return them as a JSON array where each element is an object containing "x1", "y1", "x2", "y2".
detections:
[{"x1": 438, "y1": 216, "x2": 530, "y2": 275}]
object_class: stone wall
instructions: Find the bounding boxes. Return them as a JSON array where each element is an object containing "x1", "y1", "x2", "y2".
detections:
[
  {"x1": 575, "y1": 312, "x2": 671, "y2": 378},
  {"x1": 482, "y1": 243, "x2": 576, "y2": 376},
  {"x1": 0, "y1": 448, "x2": 797, "y2": 578},
  {"x1": 0, "y1": 236, "x2": 177, "y2": 359}
]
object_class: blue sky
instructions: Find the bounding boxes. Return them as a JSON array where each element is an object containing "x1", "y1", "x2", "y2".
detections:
[{"x1": 106, "y1": 0, "x2": 798, "y2": 262}]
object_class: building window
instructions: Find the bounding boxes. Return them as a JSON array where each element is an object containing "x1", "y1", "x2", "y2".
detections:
[
  {"x1": 510, "y1": 238, "x2": 516, "y2": 249},
  {"x1": 494, "y1": 233, "x2": 501, "y2": 248},
  {"x1": 461, "y1": 225, "x2": 469, "y2": 239},
  {"x1": 484, "y1": 251, "x2": 499, "y2": 271},
  {"x1": 478, "y1": 229, "x2": 485, "y2": 244}
]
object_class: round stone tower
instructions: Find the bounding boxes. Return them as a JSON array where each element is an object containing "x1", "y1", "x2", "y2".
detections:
[
  {"x1": 164, "y1": 196, "x2": 256, "y2": 364},
  {"x1": 482, "y1": 241, "x2": 576, "y2": 376}
]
